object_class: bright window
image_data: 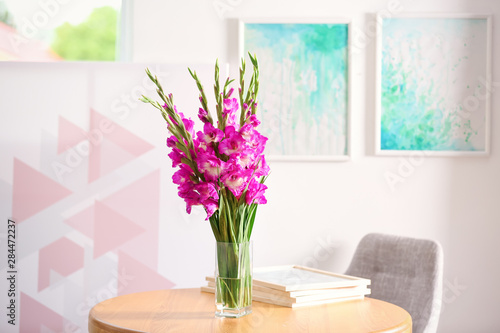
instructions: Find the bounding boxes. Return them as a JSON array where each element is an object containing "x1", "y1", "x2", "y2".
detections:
[{"x1": 0, "y1": 0, "x2": 126, "y2": 61}]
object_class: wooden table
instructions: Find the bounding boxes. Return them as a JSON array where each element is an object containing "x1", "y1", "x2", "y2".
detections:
[{"x1": 89, "y1": 288, "x2": 412, "y2": 333}]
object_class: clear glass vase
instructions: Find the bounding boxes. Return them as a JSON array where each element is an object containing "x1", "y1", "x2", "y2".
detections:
[{"x1": 215, "y1": 241, "x2": 252, "y2": 318}]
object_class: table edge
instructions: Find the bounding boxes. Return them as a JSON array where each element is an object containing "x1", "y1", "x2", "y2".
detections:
[
  {"x1": 89, "y1": 307, "x2": 147, "y2": 333},
  {"x1": 88, "y1": 288, "x2": 413, "y2": 333}
]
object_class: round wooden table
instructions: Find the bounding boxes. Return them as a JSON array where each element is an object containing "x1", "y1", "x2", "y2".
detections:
[{"x1": 88, "y1": 288, "x2": 412, "y2": 333}]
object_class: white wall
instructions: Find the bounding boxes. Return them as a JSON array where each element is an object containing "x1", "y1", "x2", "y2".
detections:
[{"x1": 133, "y1": 0, "x2": 500, "y2": 332}]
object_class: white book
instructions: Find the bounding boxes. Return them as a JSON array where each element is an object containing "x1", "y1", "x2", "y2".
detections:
[{"x1": 201, "y1": 286, "x2": 366, "y2": 308}]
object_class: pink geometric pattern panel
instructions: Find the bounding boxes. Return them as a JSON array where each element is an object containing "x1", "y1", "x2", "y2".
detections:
[
  {"x1": 57, "y1": 116, "x2": 87, "y2": 154},
  {"x1": 0, "y1": 63, "x2": 193, "y2": 332},
  {"x1": 118, "y1": 251, "x2": 175, "y2": 296},
  {"x1": 20, "y1": 293, "x2": 64, "y2": 333},
  {"x1": 38, "y1": 237, "x2": 85, "y2": 292},
  {"x1": 93, "y1": 200, "x2": 145, "y2": 259},
  {"x1": 12, "y1": 158, "x2": 72, "y2": 222},
  {"x1": 99, "y1": 138, "x2": 137, "y2": 178},
  {"x1": 63, "y1": 205, "x2": 94, "y2": 239},
  {"x1": 103, "y1": 170, "x2": 160, "y2": 270},
  {"x1": 88, "y1": 109, "x2": 155, "y2": 183}
]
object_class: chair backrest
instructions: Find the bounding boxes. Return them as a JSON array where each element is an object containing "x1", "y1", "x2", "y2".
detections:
[{"x1": 345, "y1": 233, "x2": 443, "y2": 333}]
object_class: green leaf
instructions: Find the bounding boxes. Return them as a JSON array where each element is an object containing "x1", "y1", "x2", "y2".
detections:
[{"x1": 245, "y1": 204, "x2": 258, "y2": 241}]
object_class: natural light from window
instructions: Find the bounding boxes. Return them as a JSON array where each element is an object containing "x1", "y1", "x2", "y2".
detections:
[{"x1": 0, "y1": 0, "x2": 122, "y2": 61}]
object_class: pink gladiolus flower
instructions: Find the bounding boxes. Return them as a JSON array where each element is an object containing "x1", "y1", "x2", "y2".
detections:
[
  {"x1": 197, "y1": 153, "x2": 225, "y2": 181},
  {"x1": 232, "y1": 149, "x2": 255, "y2": 169},
  {"x1": 177, "y1": 181, "x2": 220, "y2": 218},
  {"x1": 172, "y1": 165, "x2": 194, "y2": 185},
  {"x1": 203, "y1": 199, "x2": 218, "y2": 219},
  {"x1": 194, "y1": 134, "x2": 208, "y2": 152},
  {"x1": 193, "y1": 182, "x2": 219, "y2": 219},
  {"x1": 253, "y1": 155, "x2": 270, "y2": 177},
  {"x1": 224, "y1": 98, "x2": 238, "y2": 115},
  {"x1": 182, "y1": 118, "x2": 195, "y2": 135},
  {"x1": 202, "y1": 122, "x2": 224, "y2": 143},
  {"x1": 245, "y1": 178, "x2": 268, "y2": 205},
  {"x1": 239, "y1": 124, "x2": 255, "y2": 141},
  {"x1": 225, "y1": 125, "x2": 237, "y2": 137},
  {"x1": 177, "y1": 182, "x2": 201, "y2": 214},
  {"x1": 247, "y1": 131, "x2": 268, "y2": 155},
  {"x1": 168, "y1": 148, "x2": 184, "y2": 167},
  {"x1": 219, "y1": 126, "x2": 246, "y2": 156},
  {"x1": 179, "y1": 183, "x2": 219, "y2": 220},
  {"x1": 221, "y1": 165, "x2": 251, "y2": 198},
  {"x1": 164, "y1": 109, "x2": 195, "y2": 135},
  {"x1": 246, "y1": 114, "x2": 260, "y2": 127},
  {"x1": 198, "y1": 108, "x2": 209, "y2": 123},
  {"x1": 166, "y1": 135, "x2": 178, "y2": 148},
  {"x1": 223, "y1": 98, "x2": 239, "y2": 127},
  {"x1": 195, "y1": 182, "x2": 219, "y2": 201}
]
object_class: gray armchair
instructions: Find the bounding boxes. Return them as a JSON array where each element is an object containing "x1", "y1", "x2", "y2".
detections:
[{"x1": 345, "y1": 233, "x2": 443, "y2": 333}]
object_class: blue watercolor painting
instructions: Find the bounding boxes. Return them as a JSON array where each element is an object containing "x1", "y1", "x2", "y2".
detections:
[
  {"x1": 380, "y1": 18, "x2": 488, "y2": 152},
  {"x1": 244, "y1": 23, "x2": 348, "y2": 157}
]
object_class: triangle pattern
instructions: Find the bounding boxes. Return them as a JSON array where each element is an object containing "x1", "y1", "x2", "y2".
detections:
[
  {"x1": 91, "y1": 108, "x2": 155, "y2": 156},
  {"x1": 93, "y1": 200, "x2": 145, "y2": 259},
  {"x1": 63, "y1": 205, "x2": 94, "y2": 239},
  {"x1": 38, "y1": 237, "x2": 85, "y2": 291},
  {"x1": 118, "y1": 251, "x2": 175, "y2": 296},
  {"x1": 12, "y1": 158, "x2": 72, "y2": 222},
  {"x1": 103, "y1": 170, "x2": 160, "y2": 270},
  {"x1": 49, "y1": 269, "x2": 65, "y2": 288},
  {"x1": 99, "y1": 137, "x2": 137, "y2": 179},
  {"x1": 88, "y1": 109, "x2": 154, "y2": 183},
  {"x1": 20, "y1": 293, "x2": 64, "y2": 333},
  {"x1": 57, "y1": 116, "x2": 87, "y2": 154},
  {"x1": 88, "y1": 136, "x2": 101, "y2": 184}
]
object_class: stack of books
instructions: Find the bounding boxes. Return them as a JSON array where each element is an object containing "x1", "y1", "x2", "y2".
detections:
[{"x1": 201, "y1": 265, "x2": 371, "y2": 308}]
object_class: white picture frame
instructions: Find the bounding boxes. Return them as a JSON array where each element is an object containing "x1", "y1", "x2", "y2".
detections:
[
  {"x1": 375, "y1": 13, "x2": 492, "y2": 156},
  {"x1": 251, "y1": 265, "x2": 370, "y2": 292},
  {"x1": 239, "y1": 18, "x2": 352, "y2": 161}
]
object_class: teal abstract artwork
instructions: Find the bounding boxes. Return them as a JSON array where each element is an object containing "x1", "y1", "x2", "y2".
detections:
[
  {"x1": 379, "y1": 17, "x2": 489, "y2": 153},
  {"x1": 244, "y1": 23, "x2": 348, "y2": 158}
]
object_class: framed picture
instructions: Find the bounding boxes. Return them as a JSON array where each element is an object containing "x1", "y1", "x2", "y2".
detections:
[
  {"x1": 240, "y1": 19, "x2": 351, "y2": 161},
  {"x1": 251, "y1": 265, "x2": 370, "y2": 291},
  {"x1": 375, "y1": 13, "x2": 492, "y2": 156}
]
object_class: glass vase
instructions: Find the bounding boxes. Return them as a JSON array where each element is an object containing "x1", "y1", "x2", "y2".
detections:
[{"x1": 215, "y1": 241, "x2": 252, "y2": 318}]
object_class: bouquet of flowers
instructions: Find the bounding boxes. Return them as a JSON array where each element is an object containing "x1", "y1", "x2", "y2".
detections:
[{"x1": 141, "y1": 54, "x2": 269, "y2": 317}]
